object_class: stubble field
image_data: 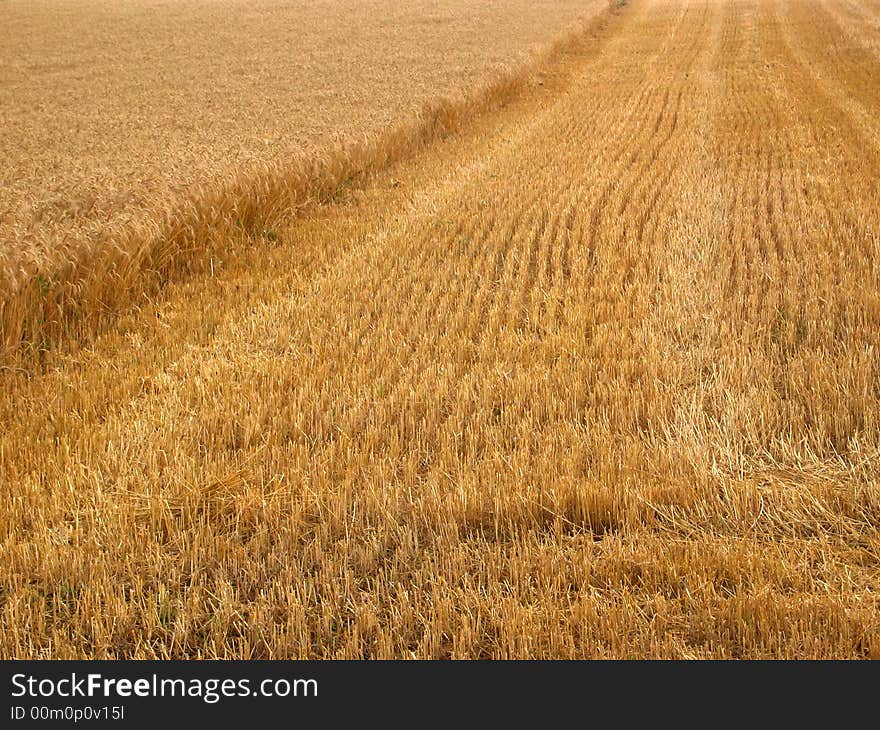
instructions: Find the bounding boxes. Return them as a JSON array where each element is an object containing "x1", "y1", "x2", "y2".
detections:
[{"x1": 1, "y1": 0, "x2": 879, "y2": 658}]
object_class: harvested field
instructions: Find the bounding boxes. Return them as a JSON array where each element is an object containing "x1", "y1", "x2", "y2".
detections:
[{"x1": 1, "y1": 0, "x2": 880, "y2": 658}]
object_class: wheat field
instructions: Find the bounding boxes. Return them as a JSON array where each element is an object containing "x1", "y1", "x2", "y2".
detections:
[
  {"x1": 0, "y1": 0, "x2": 602, "y2": 366},
  {"x1": 2, "y1": 0, "x2": 880, "y2": 658}
]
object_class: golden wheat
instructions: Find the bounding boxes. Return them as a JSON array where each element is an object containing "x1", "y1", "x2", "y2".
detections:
[
  {"x1": 0, "y1": 0, "x2": 603, "y2": 367},
  {"x1": 1, "y1": 0, "x2": 879, "y2": 658}
]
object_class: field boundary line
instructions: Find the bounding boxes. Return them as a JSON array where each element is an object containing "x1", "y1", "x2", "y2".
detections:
[{"x1": 0, "y1": 2, "x2": 629, "y2": 372}]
